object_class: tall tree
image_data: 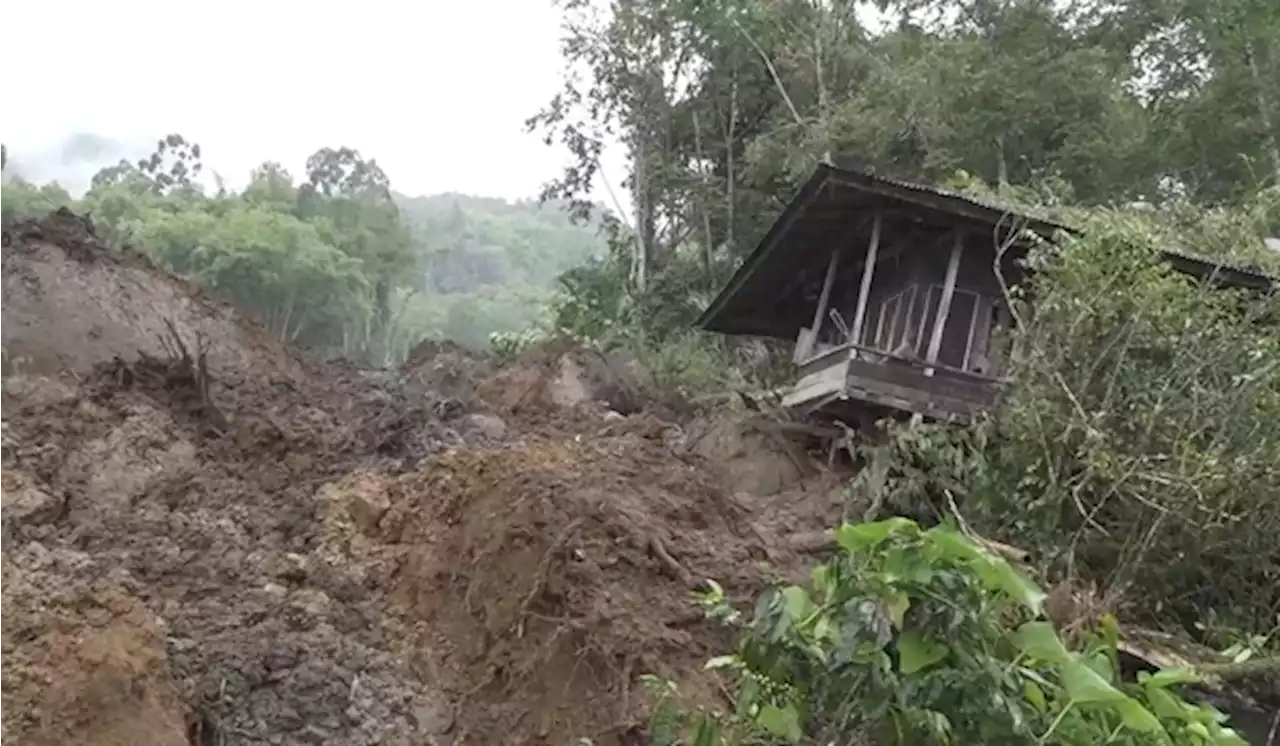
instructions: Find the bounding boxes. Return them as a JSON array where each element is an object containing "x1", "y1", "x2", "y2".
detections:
[{"x1": 298, "y1": 146, "x2": 415, "y2": 359}]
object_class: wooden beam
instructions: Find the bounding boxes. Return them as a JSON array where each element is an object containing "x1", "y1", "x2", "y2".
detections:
[
  {"x1": 849, "y1": 213, "x2": 883, "y2": 347},
  {"x1": 925, "y1": 232, "x2": 965, "y2": 376},
  {"x1": 807, "y1": 247, "x2": 841, "y2": 341}
]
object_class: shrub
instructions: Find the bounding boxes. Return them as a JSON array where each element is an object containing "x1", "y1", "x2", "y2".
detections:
[{"x1": 650, "y1": 518, "x2": 1250, "y2": 745}]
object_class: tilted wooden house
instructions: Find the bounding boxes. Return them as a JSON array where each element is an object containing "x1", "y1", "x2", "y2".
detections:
[{"x1": 696, "y1": 163, "x2": 1277, "y2": 424}]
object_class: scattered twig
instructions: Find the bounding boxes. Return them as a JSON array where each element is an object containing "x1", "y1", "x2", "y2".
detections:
[
  {"x1": 648, "y1": 534, "x2": 694, "y2": 588},
  {"x1": 516, "y1": 518, "x2": 585, "y2": 634},
  {"x1": 158, "y1": 317, "x2": 229, "y2": 432}
]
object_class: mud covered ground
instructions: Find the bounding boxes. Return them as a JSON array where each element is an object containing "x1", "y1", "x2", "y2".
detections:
[{"x1": 1, "y1": 211, "x2": 817, "y2": 745}]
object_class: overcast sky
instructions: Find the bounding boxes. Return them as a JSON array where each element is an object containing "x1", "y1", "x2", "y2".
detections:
[{"x1": 4, "y1": 0, "x2": 623, "y2": 202}]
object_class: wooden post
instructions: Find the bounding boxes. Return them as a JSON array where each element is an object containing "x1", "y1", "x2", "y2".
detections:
[
  {"x1": 807, "y1": 247, "x2": 842, "y2": 345},
  {"x1": 849, "y1": 213, "x2": 882, "y2": 348},
  {"x1": 925, "y1": 232, "x2": 965, "y2": 376}
]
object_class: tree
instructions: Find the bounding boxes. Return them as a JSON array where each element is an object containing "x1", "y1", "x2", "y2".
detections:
[
  {"x1": 135, "y1": 134, "x2": 205, "y2": 195},
  {"x1": 242, "y1": 161, "x2": 298, "y2": 211},
  {"x1": 291, "y1": 146, "x2": 416, "y2": 362}
]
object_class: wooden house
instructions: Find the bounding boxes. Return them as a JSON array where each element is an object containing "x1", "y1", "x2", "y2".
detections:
[{"x1": 696, "y1": 163, "x2": 1277, "y2": 424}]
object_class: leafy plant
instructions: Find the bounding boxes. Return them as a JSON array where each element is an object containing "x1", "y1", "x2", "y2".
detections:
[
  {"x1": 656, "y1": 518, "x2": 1248, "y2": 746},
  {"x1": 489, "y1": 327, "x2": 553, "y2": 360}
]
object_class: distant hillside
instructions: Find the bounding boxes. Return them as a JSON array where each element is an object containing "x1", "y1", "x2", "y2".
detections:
[
  {"x1": 392, "y1": 193, "x2": 610, "y2": 348},
  {"x1": 395, "y1": 193, "x2": 607, "y2": 293}
]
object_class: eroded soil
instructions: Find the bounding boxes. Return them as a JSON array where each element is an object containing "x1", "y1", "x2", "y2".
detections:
[{"x1": 1, "y1": 211, "x2": 809, "y2": 745}]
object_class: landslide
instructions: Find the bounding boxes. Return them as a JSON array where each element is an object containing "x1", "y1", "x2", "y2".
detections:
[{"x1": 1, "y1": 210, "x2": 801, "y2": 745}]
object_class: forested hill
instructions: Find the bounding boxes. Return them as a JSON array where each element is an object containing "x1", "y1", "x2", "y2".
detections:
[
  {"x1": 1, "y1": 141, "x2": 610, "y2": 358},
  {"x1": 394, "y1": 192, "x2": 605, "y2": 293},
  {"x1": 390, "y1": 192, "x2": 607, "y2": 349}
]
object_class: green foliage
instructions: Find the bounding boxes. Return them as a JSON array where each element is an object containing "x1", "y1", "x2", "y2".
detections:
[
  {"x1": 2, "y1": 137, "x2": 609, "y2": 364},
  {"x1": 981, "y1": 211, "x2": 1280, "y2": 633},
  {"x1": 394, "y1": 193, "x2": 606, "y2": 349},
  {"x1": 657, "y1": 519, "x2": 1248, "y2": 746},
  {"x1": 540, "y1": 248, "x2": 784, "y2": 398},
  {"x1": 533, "y1": 0, "x2": 1280, "y2": 304},
  {"x1": 848, "y1": 201, "x2": 1280, "y2": 638},
  {"x1": 2, "y1": 179, "x2": 73, "y2": 225}
]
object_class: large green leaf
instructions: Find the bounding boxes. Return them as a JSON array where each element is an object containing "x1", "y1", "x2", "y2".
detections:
[
  {"x1": 756, "y1": 704, "x2": 803, "y2": 744},
  {"x1": 1062, "y1": 660, "x2": 1164, "y2": 734},
  {"x1": 1014, "y1": 621, "x2": 1072, "y2": 665},
  {"x1": 897, "y1": 629, "x2": 950, "y2": 674},
  {"x1": 886, "y1": 591, "x2": 911, "y2": 630},
  {"x1": 974, "y1": 556, "x2": 1047, "y2": 614},
  {"x1": 1023, "y1": 679, "x2": 1048, "y2": 711},
  {"x1": 1062, "y1": 659, "x2": 1126, "y2": 703},
  {"x1": 781, "y1": 586, "x2": 814, "y2": 623},
  {"x1": 1139, "y1": 667, "x2": 1202, "y2": 689},
  {"x1": 1115, "y1": 698, "x2": 1165, "y2": 734},
  {"x1": 836, "y1": 518, "x2": 916, "y2": 554}
]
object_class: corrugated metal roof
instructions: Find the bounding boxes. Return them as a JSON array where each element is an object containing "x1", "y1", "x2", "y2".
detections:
[{"x1": 844, "y1": 162, "x2": 1280, "y2": 284}]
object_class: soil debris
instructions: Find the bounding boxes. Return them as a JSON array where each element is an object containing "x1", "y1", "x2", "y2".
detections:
[
  {"x1": 320, "y1": 426, "x2": 783, "y2": 745},
  {"x1": 2, "y1": 210, "x2": 810, "y2": 746}
]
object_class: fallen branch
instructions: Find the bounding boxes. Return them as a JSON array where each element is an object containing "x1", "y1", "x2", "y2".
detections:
[
  {"x1": 158, "y1": 318, "x2": 229, "y2": 432},
  {"x1": 1122, "y1": 626, "x2": 1280, "y2": 684},
  {"x1": 1196, "y1": 656, "x2": 1280, "y2": 684}
]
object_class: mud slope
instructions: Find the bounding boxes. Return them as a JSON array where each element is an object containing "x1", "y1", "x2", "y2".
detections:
[
  {"x1": 1, "y1": 356, "x2": 467, "y2": 745},
  {"x1": 321, "y1": 415, "x2": 785, "y2": 745},
  {"x1": 2, "y1": 212, "x2": 463, "y2": 745},
  {"x1": 2, "y1": 210, "x2": 799, "y2": 746},
  {"x1": 2, "y1": 208, "x2": 299, "y2": 380}
]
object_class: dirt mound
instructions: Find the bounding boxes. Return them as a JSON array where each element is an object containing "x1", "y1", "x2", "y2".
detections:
[
  {"x1": 1, "y1": 352, "x2": 458, "y2": 745},
  {"x1": 476, "y1": 337, "x2": 646, "y2": 421},
  {"x1": 2, "y1": 209, "x2": 804, "y2": 745},
  {"x1": 401, "y1": 339, "x2": 497, "y2": 406},
  {"x1": 318, "y1": 417, "x2": 786, "y2": 745},
  {"x1": 2, "y1": 209, "x2": 299, "y2": 381},
  {"x1": 2, "y1": 551, "x2": 189, "y2": 746},
  {"x1": 680, "y1": 414, "x2": 820, "y2": 497}
]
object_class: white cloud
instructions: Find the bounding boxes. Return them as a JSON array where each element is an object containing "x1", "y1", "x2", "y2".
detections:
[{"x1": 2, "y1": 0, "x2": 615, "y2": 201}]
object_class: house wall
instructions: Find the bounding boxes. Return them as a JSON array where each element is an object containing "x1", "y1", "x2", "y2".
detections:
[
  {"x1": 812, "y1": 246, "x2": 912, "y2": 348},
  {"x1": 797, "y1": 227, "x2": 1029, "y2": 376},
  {"x1": 852, "y1": 233, "x2": 1021, "y2": 375}
]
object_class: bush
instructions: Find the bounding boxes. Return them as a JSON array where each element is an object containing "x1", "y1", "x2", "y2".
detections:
[
  {"x1": 542, "y1": 252, "x2": 789, "y2": 399},
  {"x1": 841, "y1": 202, "x2": 1280, "y2": 638},
  {"x1": 648, "y1": 518, "x2": 1250, "y2": 745},
  {"x1": 983, "y1": 212, "x2": 1280, "y2": 635}
]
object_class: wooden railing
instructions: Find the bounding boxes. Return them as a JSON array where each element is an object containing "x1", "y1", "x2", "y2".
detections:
[{"x1": 798, "y1": 340, "x2": 1009, "y2": 384}]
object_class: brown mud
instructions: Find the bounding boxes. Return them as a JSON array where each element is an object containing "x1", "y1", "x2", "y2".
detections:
[{"x1": 1, "y1": 211, "x2": 804, "y2": 745}]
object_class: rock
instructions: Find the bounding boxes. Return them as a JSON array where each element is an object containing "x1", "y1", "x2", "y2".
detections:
[
  {"x1": 1, "y1": 470, "x2": 65, "y2": 526},
  {"x1": 433, "y1": 398, "x2": 465, "y2": 420},
  {"x1": 345, "y1": 478, "x2": 389, "y2": 532},
  {"x1": 683, "y1": 415, "x2": 815, "y2": 497},
  {"x1": 265, "y1": 552, "x2": 309, "y2": 583},
  {"x1": 462, "y1": 413, "x2": 508, "y2": 440},
  {"x1": 0, "y1": 374, "x2": 78, "y2": 407},
  {"x1": 412, "y1": 699, "x2": 455, "y2": 736},
  {"x1": 549, "y1": 355, "x2": 592, "y2": 408},
  {"x1": 289, "y1": 588, "x2": 332, "y2": 618}
]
